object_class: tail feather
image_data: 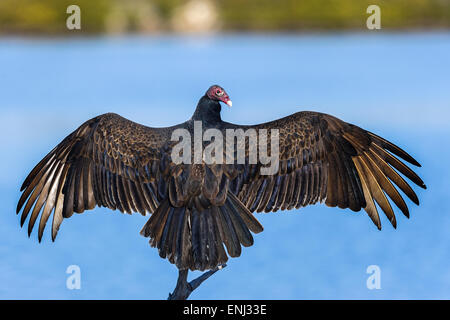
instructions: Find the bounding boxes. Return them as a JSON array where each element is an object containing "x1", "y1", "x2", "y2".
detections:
[
  {"x1": 228, "y1": 193, "x2": 263, "y2": 234},
  {"x1": 140, "y1": 193, "x2": 263, "y2": 271},
  {"x1": 210, "y1": 206, "x2": 230, "y2": 264},
  {"x1": 176, "y1": 206, "x2": 193, "y2": 269},
  {"x1": 204, "y1": 211, "x2": 219, "y2": 268},
  {"x1": 190, "y1": 207, "x2": 203, "y2": 269},
  {"x1": 221, "y1": 204, "x2": 253, "y2": 247},
  {"x1": 158, "y1": 207, "x2": 175, "y2": 259},
  {"x1": 216, "y1": 205, "x2": 241, "y2": 258}
]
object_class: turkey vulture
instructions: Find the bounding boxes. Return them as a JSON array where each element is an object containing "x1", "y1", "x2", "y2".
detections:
[{"x1": 17, "y1": 85, "x2": 426, "y2": 273}]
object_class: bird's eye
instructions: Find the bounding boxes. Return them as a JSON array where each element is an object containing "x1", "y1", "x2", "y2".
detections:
[{"x1": 216, "y1": 90, "x2": 224, "y2": 97}]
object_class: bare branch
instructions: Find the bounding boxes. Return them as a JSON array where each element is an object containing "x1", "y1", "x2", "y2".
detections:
[{"x1": 168, "y1": 264, "x2": 227, "y2": 300}]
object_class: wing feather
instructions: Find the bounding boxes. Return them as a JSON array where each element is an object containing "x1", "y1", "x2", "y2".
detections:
[
  {"x1": 17, "y1": 113, "x2": 170, "y2": 240},
  {"x1": 233, "y1": 111, "x2": 425, "y2": 229}
]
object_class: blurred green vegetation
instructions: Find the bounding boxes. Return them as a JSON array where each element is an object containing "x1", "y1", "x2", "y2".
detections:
[
  {"x1": 0, "y1": 0, "x2": 110, "y2": 34},
  {"x1": 0, "y1": 0, "x2": 449, "y2": 34},
  {"x1": 220, "y1": 0, "x2": 450, "y2": 30}
]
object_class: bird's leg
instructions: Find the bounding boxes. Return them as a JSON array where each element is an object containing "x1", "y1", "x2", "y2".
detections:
[
  {"x1": 168, "y1": 269, "x2": 190, "y2": 300},
  {"x1": 167, "y1": 264, "x2": 227, "y2": 300}
]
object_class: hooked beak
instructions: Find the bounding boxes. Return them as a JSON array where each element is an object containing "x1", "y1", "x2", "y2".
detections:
[{"x1": 220, "y1": 95, "x2": 232, "y2": 107}]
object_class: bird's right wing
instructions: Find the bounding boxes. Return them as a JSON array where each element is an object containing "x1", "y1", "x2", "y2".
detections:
[
  {"x1": 17, "y1": 113, "x2": 173, "y2": 241},
  {"x1": 229, "y1": 111, "x2": 426, "y2": 229}
]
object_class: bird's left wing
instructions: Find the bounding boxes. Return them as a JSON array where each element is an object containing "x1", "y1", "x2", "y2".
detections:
[
  {"x1": 17, "y1": 113, "x2": 173, "y2": 241},
  {"x1": 228, "y1": 111, "x2": 426, "y2": 229}
]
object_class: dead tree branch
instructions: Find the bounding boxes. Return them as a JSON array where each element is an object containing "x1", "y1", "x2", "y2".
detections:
[{"x1": 168, "y1": 264, "x2": 227, "y2": 300}]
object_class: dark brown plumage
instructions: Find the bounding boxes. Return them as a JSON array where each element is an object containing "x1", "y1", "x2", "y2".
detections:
[{"x1": 17, "y1": 85, "x2": 426, "y2": 271}]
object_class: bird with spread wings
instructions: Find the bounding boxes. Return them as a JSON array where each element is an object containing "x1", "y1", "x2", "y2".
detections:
[{"x1": 17, "y1": 85, "x2": 426, "y2": 295}]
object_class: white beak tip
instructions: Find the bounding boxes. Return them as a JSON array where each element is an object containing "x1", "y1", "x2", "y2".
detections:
[{"x1": 227, "y1": 100, "x2": 232, "y2": 107}]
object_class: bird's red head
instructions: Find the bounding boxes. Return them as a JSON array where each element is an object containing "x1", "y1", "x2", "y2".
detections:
[{"x1": 206, "y1": 85, "x2": 232, "y2": 107}]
